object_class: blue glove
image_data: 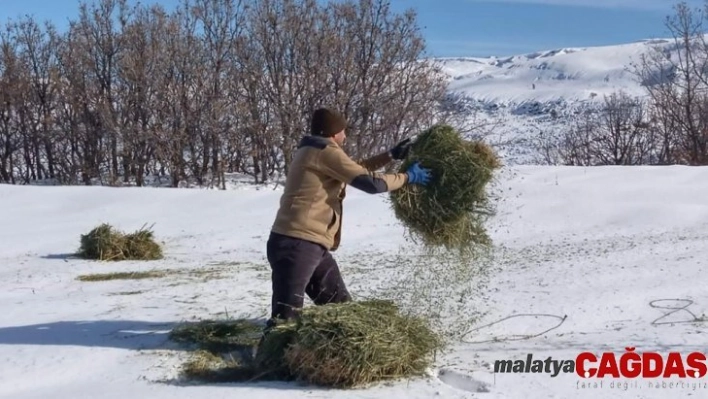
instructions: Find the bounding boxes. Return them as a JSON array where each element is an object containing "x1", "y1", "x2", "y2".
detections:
[{"x1": 406, "y1": 161, "x2": 431, "y2": 185}]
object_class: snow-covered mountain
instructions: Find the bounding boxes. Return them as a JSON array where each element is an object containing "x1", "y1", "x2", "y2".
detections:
[{"x1": 436, "y1": 38, "x2": 676, "y2": 163}]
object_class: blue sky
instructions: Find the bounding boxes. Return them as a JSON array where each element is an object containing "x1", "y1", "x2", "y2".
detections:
[{"x1": 0, "y1": 0, "x2": 704, "y2": 57}]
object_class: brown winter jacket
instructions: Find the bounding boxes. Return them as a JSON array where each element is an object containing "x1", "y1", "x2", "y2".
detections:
[{"x1": 270, "y1": 135, "x2": 409, "y2": 251}]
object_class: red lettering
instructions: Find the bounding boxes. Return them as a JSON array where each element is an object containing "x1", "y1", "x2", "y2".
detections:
[
  {"x1": 686, "y1": 352, "x2": 707, "y2": 378},
  {"x1": 576, "y1": 352, "x2": 597, "y2": 378},
  {"x1": 663, "y1": 352, "x2": 687, "y2": 378},
  {"x1": 619, "y1": 347, "x2": 642, "y2": 378},
  {"x1": 642, "y1": 352, "x2": 663, "y2": 378},
  {"x1": 597, "y1": 352, "x2": 621, "y2": 378}
]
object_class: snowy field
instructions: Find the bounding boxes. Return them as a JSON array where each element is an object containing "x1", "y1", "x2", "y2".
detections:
[{"x1": 1, "y1": 165, "x2": 708, "y2": 398}]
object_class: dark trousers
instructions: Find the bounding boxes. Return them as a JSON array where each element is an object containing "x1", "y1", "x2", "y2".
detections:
[{"x1": 265, "y1": 232, "x2": 351, "y2": 327}]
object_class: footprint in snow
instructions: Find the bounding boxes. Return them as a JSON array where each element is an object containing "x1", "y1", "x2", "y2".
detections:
[{"x1": 437, "y1": 368, "x2": 490, "y2": 393}]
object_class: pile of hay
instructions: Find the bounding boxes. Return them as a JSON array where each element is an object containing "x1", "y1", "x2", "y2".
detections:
[
  {"x1": 390, "y1": 124, "x2": 501, "y2": 256},
  {"x1": 170, "y1": 300, "x2": 443, "y2": 388},
  {"x1": 78, "y1": 223, "x2": 163, "y2": 261},
  {"x1": 254, "y1": 299, "x2": 442, "y2": 388}
]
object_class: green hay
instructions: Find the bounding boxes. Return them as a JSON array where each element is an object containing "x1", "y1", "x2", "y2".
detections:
[
  {"x1": 253, "y1": 320, "x2": 299, "y2": 381},
  {"x1": 123, "y1": 228, "x2": 163, "y2": 260},
  {"x1": 76, "y1": 270, "x2": 168, "y2": 281},
  {"x1": 170, "y1": 319, "x2": 264, "y2": 383},
  {"x1": 170, "y1": 300, "x2": 443, "y2": 388},
  {"x1": 169, "y1": 319, "x2": 262, "y2": 353},
  {"x1": 77, "y1": 223, "x2": 163, "y2": 261},
  {"x1": 107, "y1": 290, "x2": 145, "y2": 296},
  {"x1": 181, "y1": 350, "x2": 255, "y2": 383},
  {"x1": 255, "y1": 299, "x2": 443, "y2": 388},
  {"x1": 390, "y1": 124, "x2": 502, "y2": 256},
  {"x1": 77, "y1": 224, "x2": 124, "y2": 261}
]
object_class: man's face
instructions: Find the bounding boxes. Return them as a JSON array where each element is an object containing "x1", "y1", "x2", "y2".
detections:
[{"x1": 333, "y1": 130, "x2": 346, "y2": 146}]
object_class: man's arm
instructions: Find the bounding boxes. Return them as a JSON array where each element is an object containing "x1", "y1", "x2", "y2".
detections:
[
  {"x1": 356, "y1": 137, "x2": 413, "y2": 171},
  {"x1": 317, "y1": 147, "x2": 407, "y2": 194},
  {"x1": 357, "y1": 151, "x2": 392, "y2": 171}
]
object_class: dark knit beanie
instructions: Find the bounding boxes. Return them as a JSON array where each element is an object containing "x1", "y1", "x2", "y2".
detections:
[{"x1": 310, "y1": 108, "x2": 347, "y2": 137}]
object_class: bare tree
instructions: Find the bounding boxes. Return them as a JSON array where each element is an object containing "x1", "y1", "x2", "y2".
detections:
[
  {"x1": 117, "y1": 3, "x2": 167, "y2": 186},
  {"x1": 592, "y1": 91, "x2": 653, "y2": 165},
  {"x1": 12, "y1": 18, "x2": 62, "y2": 182},
  {"x1": 0, "y1": 0, "x2": 451, "y2": 186},
  {"x1": 531, "y1": 92, "x2": 655, "y2": 166},
  {"x1": 631, "y1": 1, "x2": 708, "y2": 165},
  {"x1": 0, "y1": 25, "x2": 23, "y2": 183}
]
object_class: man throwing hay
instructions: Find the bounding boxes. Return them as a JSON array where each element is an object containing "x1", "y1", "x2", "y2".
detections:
[{"x1": 265, "y1": 107, "x2": 431, "y2": 330}]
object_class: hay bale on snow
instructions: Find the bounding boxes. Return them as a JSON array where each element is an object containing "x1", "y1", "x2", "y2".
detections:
[
  {"x1": 78, "y1": 223, "x2": 163, "y2": 261},
  {"x1": 254, "y1": 299, "x2": 443, "y2": 388},
  {"x1": 390, "y1": 124, "x2": 501, "y2": 255}
]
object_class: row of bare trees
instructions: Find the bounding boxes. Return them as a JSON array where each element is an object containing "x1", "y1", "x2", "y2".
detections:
[
  {"x1": 534, "y1": 1, "x2": 708, "y2": 166},
  {"x1": 0, "y1": 0, "x2": 459, "y2": 187},
  {"x1": 534, "y1": 92, "x2": 658, "y2": 165}
]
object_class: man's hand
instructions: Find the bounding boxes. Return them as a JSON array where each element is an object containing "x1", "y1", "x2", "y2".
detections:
[
  {"x1": 390, "y1": 138, "x2": 413, "y2": 160},
  {"x1": 406, "y1": 161, "x2": 431, "y2": 185}
]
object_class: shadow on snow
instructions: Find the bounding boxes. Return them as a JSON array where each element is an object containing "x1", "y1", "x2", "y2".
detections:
[{"x1": 0, "y1": 319, "x2": 265, "y2": 351}]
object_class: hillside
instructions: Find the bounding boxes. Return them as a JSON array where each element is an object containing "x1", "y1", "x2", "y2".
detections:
[{"x1": 436, "y1": 39, "x2": 676, "y2": 164}]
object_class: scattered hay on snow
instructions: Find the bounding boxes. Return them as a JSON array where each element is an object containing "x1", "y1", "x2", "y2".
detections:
[
  {"x1": 76, "y1": 270, "x2": 168, "y2": 281},
  {"x1": 169, "y1": 320, "x2": 262, "y2": 383},
  {"x1": 365, "y1": 250, "x2": 495, "y2": 342},
  {"x1": 170, "y1": 319, "x2": 262, "y2": 353},
  {"x1": 390, "y1": 124, "x2": 501, "y2": 257},
  {"x1": 170, "y1": 300, "x2": 443, "y2": 388},
  {"x1": 180, "y1": 350, "x2": 254, "y2": 383},
  {"x1": 77, "y1": 223, "x2": 163, "y2": 261}
]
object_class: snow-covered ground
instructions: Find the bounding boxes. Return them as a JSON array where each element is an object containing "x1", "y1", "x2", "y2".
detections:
[{"x1": 2, "y1": 164, "x2": 707, "y2": 398}]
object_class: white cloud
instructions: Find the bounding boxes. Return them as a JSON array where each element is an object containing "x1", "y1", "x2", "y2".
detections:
[{"x1": 466, "y1": 0, "x2": 704, "y2": 11}]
